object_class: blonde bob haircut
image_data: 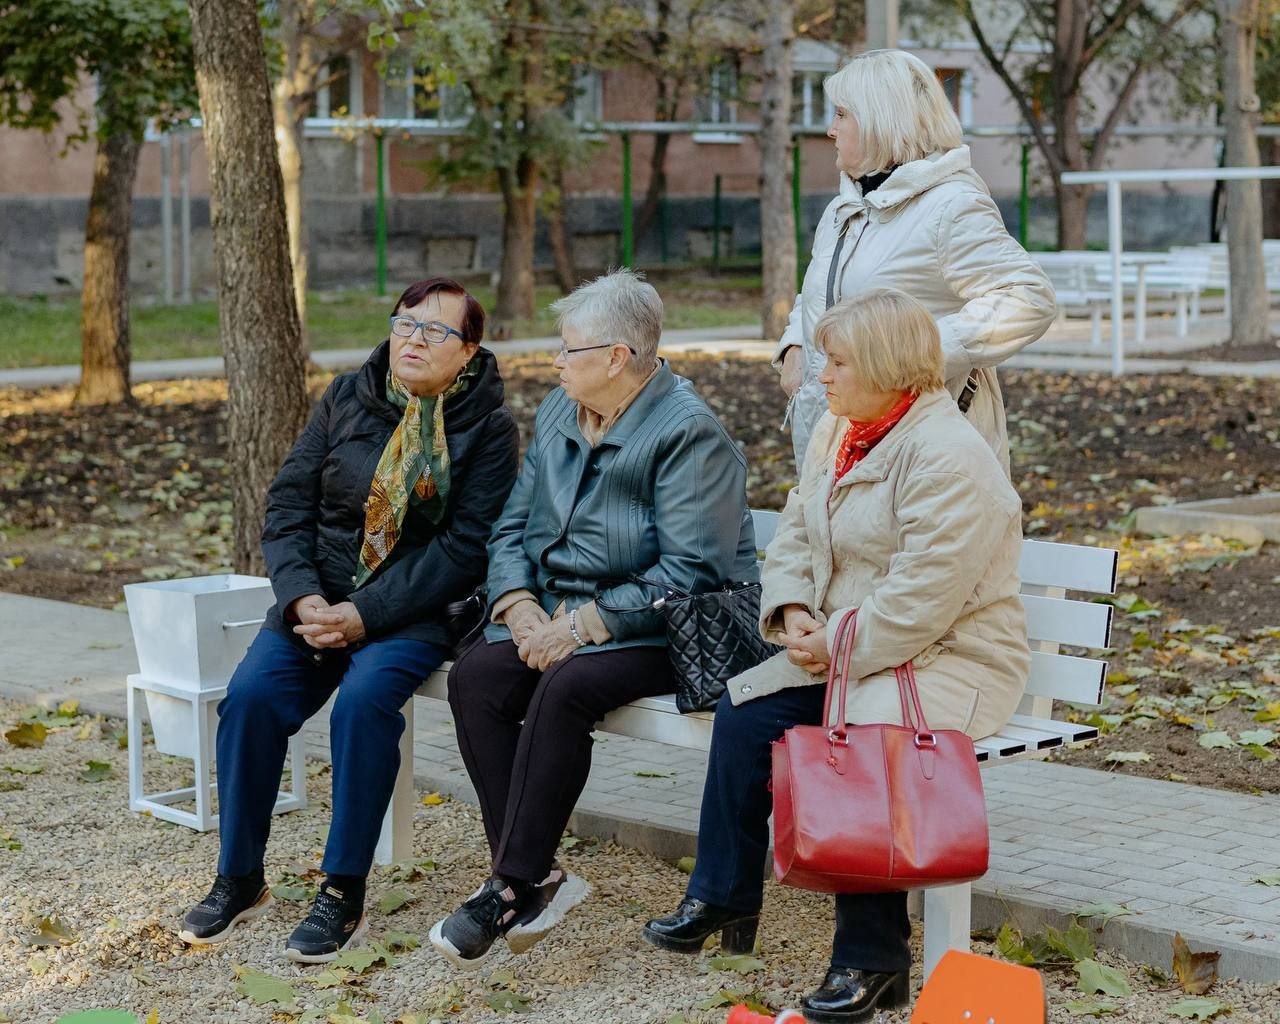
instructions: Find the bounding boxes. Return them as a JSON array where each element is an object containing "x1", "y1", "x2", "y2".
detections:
[
  {"x1": 814, "y1": 288, "x2": 945, "y2": 395},
  {"x1": 823, "y1": 49, "x2": 963, "y2": 178}
]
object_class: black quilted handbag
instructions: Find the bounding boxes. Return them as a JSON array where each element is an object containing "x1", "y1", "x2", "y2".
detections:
[{"x1": 607, "y1": 577, "x2": 782, "y2": 714}]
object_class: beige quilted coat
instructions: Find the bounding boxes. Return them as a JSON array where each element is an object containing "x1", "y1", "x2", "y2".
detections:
[
  {"x1": 776, "y1": 145, "x2": 1057, "y2": 471},
  {"x1": 728, "y1": 390, "x2": 1030, "y2": 740}
]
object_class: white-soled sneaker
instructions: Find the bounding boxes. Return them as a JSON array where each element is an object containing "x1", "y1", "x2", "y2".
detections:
[{"x1": 506, "y1": 864, "x2": 591, "y2": 954}]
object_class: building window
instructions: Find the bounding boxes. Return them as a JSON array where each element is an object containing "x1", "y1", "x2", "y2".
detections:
[
  {"x1": 314, "y1": 55, "x2": 354, "y2": 118},
  {"x1": 792, "y1": 69, "x2": 833, "y2": 129},
  {"x1": 379, "y1": 54, "x2": 468, "y2": 124},
  {"x1": 570, "y1": 69, "x2": 603, "y2": 125},
  {"x1": 935, "y1": 67, "x2": 972, "y2": 127},
  {"x1": 693, "y1": 60, "x2": 740, "y2": 142}
]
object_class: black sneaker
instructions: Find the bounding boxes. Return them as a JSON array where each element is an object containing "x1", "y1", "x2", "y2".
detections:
[
  {"x1": 429, "y1": 876, "x2": 535, "y2": 971},
  {"x1": 506, "y1": 862, "x2": 591, "y2": 954},
  {"x1": 284, "y1": 880, "x2": 368, "y2": 964},
  {"x1": 178, "y1": 874, "x2": 271, "y2": 945}
]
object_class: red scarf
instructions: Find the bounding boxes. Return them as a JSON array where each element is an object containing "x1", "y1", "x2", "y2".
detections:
[{"x1": 832, "y1": 391, "x2": 918, "y2": 484}]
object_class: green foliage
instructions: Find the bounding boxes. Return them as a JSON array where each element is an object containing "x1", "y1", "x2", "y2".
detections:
[
  {"x1": 0, "y1": 0, "x2": 197, "y2": 143},
  {"x1": 1076, "y1": 959, "x2": 1132, "y2": 998},
  {"x1": 1169, "y1": 998, "x2": 1230, "y2": 1020},
  {"x1": 233, "y1": 966, "x2": 300, "y2": 1010}
]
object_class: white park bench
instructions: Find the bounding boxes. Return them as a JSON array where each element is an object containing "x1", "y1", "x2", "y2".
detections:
[
  {"x1": 375, "y1": 509, "x2": 1119, "y2": 978},
  {"x1": 1031, "y1": 252, "x2": 1110, "y2": 345}
]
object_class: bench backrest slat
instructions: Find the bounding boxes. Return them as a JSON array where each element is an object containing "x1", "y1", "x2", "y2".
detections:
[
  {"x1": 1022, "y1": 593, "x2": 1113, "y2": 649},
  {"x1": 1025, "y1": 650, "x2": 1107, "y2": 706},
  {"x1": 1020, "y1": 539, "x2": 1117, "y2": 595}
]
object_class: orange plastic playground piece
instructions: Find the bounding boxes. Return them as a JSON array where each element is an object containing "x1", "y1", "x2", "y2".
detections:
[{"x1": 911, "y1": 949, "x2": 1046, "y2": 1024}]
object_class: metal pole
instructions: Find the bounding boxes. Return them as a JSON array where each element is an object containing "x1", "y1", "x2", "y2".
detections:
[
  {"x1": 179, "y1": 128, "x2": 192, "y2": 304},
  {"x1": 792, "y1": 142, "x2": 803, "y2": 289},
  {"x1": 712, "y1": 174, "x2": 722, "y2": 270},
  {"x1": 375, "y1": 132, "x2": 387, "y2": 296},
  {"x1": 621, "y1": 132, "x2": 633, "y2": 268},
  {"x1": 1019, "y1": 141, "x2": 1030, "y2": 249},
  {"x1": 160, "y1": 134, "x2": 173, "y2": 305},
  {"x1": 1107, "y1": 179, "x2": 1124, "y2": 377}
]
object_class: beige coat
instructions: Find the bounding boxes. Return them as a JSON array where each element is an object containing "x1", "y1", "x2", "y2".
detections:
[
  {"x1": 776, "y1": 146, "x2": 1057, "y2": 471},
  {"x1": 730, "y1": 390, "x2": 1030, "y2": 740}
]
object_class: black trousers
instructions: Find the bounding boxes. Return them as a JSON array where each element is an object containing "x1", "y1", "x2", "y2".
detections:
[
  {"x1": 447, "y1": 638, "x2": 674, "y2": 884},
  {"x1": 686, "y1": 685, "x2": 911, "y2": 973}
]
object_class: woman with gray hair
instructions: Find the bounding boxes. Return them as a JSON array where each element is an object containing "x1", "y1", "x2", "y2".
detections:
[
  {"x1": 430, "y1": 268, "x2": 758, "y2": 969},
  {"x1": 777, "y1": 48, "x2": 1055, "y2": 470}
]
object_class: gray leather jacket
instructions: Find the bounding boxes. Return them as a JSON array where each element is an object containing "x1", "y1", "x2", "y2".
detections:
[{"x1": 484, "y1": 360, "x2": 758, "y2": 651}]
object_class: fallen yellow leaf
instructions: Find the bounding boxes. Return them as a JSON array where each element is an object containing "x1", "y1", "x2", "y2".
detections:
[{"x1": 422, "y1": 793, "x2": 444, "y2": 806}]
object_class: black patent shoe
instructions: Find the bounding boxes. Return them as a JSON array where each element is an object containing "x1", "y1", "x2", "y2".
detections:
[
  {"x1": 641, "y1": 897, "x2": 759, "y2": 954},
  {"x1": 802, "y1": 967, "x2": 910, "y2": 1023}
]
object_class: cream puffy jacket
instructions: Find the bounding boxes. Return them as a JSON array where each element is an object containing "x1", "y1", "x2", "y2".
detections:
[
  {"x1": 729, "y1": 390, "x2": 1030, "y2": 740},
  {"x1": 776, "y1": 146, "x2": 1056, "y2": 470}
]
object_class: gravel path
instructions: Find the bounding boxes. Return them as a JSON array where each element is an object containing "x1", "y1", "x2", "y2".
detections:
[{"x1": 2, "y1": 697, "x2": 1278, "y2": 1024}]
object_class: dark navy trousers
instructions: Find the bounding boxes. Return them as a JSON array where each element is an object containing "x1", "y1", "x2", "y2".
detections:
[
  {"x1": 686, "y1": 685, "x2": 911, "y2": 973},
  {"x1": 215, "y1": 628, "x2": 448, "y2": 879}
]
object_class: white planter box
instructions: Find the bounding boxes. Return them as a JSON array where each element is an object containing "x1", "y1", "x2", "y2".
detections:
[
  {"x1": 143, "y1": 691, "x2": 220, "y2": 760},
  {"x1": 124, "y1": 574, "x2": 274, "y2": 689}
]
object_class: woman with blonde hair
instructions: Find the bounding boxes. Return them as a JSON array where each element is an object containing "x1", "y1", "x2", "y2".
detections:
[
  {"x1": 776, "y1": 48, "x2": 1055, "y2": 471},
  {"x1": 645, "y1": 289, "x2": 1030, "y2": 1022}
]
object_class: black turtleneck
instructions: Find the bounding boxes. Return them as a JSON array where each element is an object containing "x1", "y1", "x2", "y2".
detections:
[{"x1": 857, "y1": 168, "x2": 896, "y2": 195}]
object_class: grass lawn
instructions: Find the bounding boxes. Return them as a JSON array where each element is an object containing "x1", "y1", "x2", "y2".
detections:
[{"x1": 0, "y1": 276, "x2": 763, "y2": 369}]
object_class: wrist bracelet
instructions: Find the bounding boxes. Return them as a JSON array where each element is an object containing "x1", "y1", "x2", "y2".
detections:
[{"x1": 567, "y1": 609, "x2": 587, "y2": 647}]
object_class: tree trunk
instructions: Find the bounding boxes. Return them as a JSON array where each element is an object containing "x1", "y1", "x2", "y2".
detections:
[
  {"x1": 545, "y1": 165, "x2": 578, "y2": 294},
  {"x1": 1263, "y1": 135, "x2": 1280, "y2": 239},
  {"x1": 272, "y1": 0, "x2": 321, "y2": 360},
  {"x1": 76, "y1": 126, "x2": 141, "y2": 407},
  {"x1": 188, "y1": 0, "x2": 310, "y2": 573},
  {"x1": 1056, "y1": 182, "x2": 1090, "y2": 250},
  {"x1": 493, "y1": 160, "x2": 539, "y2": 331},
  {"x1": 273, "y1": 82, "x2": 310, "y2": 360},
  {"x1": 1218, "y1": 0, "x2": 1269, "y2": 346},
  {"x1": 758, "y1": 0, "x2": 797, "y2": 340}
]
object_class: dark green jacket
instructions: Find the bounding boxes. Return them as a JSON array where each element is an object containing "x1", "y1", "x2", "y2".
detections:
[{"x1": 484, "y1": 360, "x2": 757, "y2": 651}]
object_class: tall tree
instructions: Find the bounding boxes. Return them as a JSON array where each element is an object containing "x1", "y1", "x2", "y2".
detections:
[
  {"x1": 1219, "y1": 0, "x2": 1269, "y2": 345},
  {"x1": 264, "y1": 0, "x2": 371, "y2": 357},
  {"x1": 0, "y1": 0, "x2": 196, "y2": 406},
  {"x1": 758, "y1": 0, "x2": 797, "y2": 339},
  {"x1": 188, "y1": 0, "x2": 310, "y2": 573},
  {"x1": 377, "y1": 0, "x2": 612, "y2": 333},
  {"x1": 947, "y1": 0, "x2": 1210, "y2": 249}
]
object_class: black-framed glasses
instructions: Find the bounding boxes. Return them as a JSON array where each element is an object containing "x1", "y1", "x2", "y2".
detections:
[
  {"x1": 557, "y1": 341, "x2": 637, "y2": 359},
  {"x1": 389, "y1": 315, "x2": 466, "y2": 344}
]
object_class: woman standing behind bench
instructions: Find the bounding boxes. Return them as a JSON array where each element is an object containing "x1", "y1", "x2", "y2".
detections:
[
  {"x1": 178, "y1": 278, "x2": 518, "y2": 963},
  {"x1": 430, "y1": 269, "x2": 758, "y2": 969},
  {"x1": 644, "y1": 289, "x2": 1030, "y2": 1022},
  {"x1": 776, "y1": 48, "x2": 1055, "y2": 471}
]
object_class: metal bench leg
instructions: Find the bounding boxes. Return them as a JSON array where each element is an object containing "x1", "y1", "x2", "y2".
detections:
[
  {"x1": 374, "y1": 696, "x2": 417, "y2": 866},
  {"x1": 1176, "y1": 293, "x2": 1188, "y2": 337},
  {"x1": 1090, "y1": 305, "x2": 1103, "y2": 347},
  {"x1": 922, "y1": 883, "x2": 972, "y2": 980}
]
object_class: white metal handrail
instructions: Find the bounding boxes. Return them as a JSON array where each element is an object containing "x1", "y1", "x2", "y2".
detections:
[{"x1": 1060, "y1": 165, "x2": 1280, "y2": 375}]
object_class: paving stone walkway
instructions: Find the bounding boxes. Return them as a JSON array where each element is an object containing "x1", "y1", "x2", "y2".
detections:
[{"x1": 2, "y1": 592, "x2": 1278, "y2": 981}]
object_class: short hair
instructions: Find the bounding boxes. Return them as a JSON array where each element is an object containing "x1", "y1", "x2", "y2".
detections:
[
  {"x1": 823, "y1": 49, "x2": 963, "y2": 178},
  {"x1": 814, "y1": 288, "x2": 945, "y2": 394},
  {"x1": 549, "y1": 267, "x2": 663, "y2": 369},
  {"x1": 393, "y1": 277, "x2": 486, "y2": 345}
]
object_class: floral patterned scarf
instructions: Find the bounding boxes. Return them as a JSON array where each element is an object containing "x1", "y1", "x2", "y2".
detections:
[{"x1": 355, "y1": 356, "x2": 480, "y2": 587}]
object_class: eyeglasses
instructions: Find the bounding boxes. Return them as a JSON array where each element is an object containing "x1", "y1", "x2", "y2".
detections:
[
  {"x1": 557, "y1": 341, "x2": 637, "y2": 359},
  {"x1": 389, "y1": 315, "x2": 466, "y2": 344}
]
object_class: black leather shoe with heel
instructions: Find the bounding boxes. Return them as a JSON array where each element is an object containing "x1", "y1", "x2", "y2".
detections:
[
  {"x1": 642, "y1": 898, "x2": 759, "y2": 954},
  {"x1": 801, "y1": 967, "x2": 910, "y2": 1023}
]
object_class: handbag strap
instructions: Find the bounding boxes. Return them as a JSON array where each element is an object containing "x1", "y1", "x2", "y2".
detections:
[
  {"x1": 823, "y1": 611, "x2": 937, "y2": 747},
  {"x1": 825, "y1": 223, "x2": 851, "y2": 310},
  {"x1": 821, "y1": 610, "x2": 859, "y2": 735}
]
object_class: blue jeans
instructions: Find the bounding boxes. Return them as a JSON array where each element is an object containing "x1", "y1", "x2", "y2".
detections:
[
  {"x1": 215, "y1": 628, "x2": 448, "y2": 879},
  {"x1": 686, "y1": 686, "x2": 911, "y2": 973}
]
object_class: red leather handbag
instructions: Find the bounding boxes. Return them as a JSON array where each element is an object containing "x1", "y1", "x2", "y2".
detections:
[{"x1": 771, "y1": 611, "x2": 990, "y2": 894}]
